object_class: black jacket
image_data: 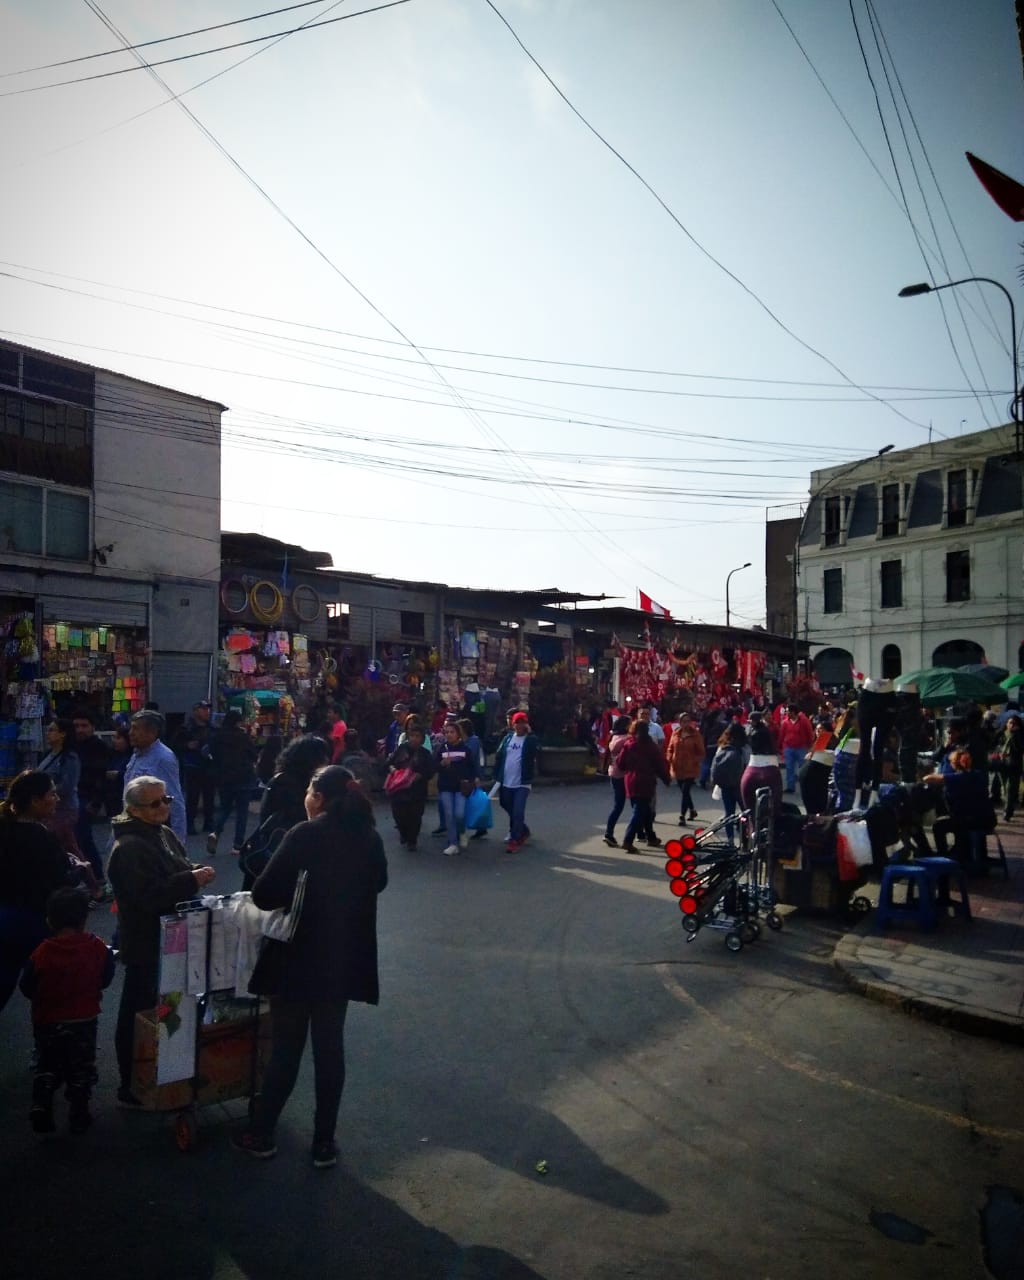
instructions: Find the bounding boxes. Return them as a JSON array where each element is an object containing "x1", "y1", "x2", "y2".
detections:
[
  {"x1": 386, "y1": 743, "x2": 435, "y2": 801},
  {"x1": 249, "y1": 814, "x2": 388, "y2": 1005},
  {"x1": 210, "y1": 725, "x2": 258, "y2": 788},
  {"x1": 0, "y1": 818, "x2": 69, "y2": 915},
  {"x1": 107, "y1": 815, "x2": 199, "y2": 967},
  {"x1": 75, "y1": 734, "x2": 111, "y2": 806}
]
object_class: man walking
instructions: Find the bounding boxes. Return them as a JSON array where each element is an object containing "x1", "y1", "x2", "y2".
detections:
[
  {"x1": 123, "y1": 710, "x2": 187, "y2": 843},
  {"x1": 72, "y1": 709, "x2": 110, "y2": 889},
  {"x1": 779, "y1": 704, "x2": 814, "y2": 794},
  {"x1": 493, "y1": 712, "x2": 539, "y2": 853},
  {"x1": 173, "y1": 700, "x2": 216, "y2": 835}
]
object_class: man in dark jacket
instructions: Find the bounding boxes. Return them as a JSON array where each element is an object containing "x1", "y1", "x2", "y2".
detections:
[
  {"x1": 72, "y1": 709, "x2": 111, "y2": 888},
  {"x1": 173, "y1": 700, "x2": 216, "y2": 836},
  {"x1": 207, "y1": 710, "x2": 258, "y2": 856},
  {"x1": 107, "y1": 775, "x2": 215, "y2": 1107}
]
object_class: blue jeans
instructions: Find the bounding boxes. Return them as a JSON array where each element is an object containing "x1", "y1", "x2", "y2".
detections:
[
  {"x1": 499, "y1": 786, "x2": 530, "y2": 842},
  {"x1": 215, "y1": 783, "x2": 253, "y2": 849},
  {"x1": 720, "y1": 784, "x2": 741, "y2": 846},
  {"x1": 606, "y1": 776, "x2": 626, "y2": 837},
  {"x1": 783, "y1": 747, "x2": 806, "y2": 792},
  {"x1": 439, "y1": 791, "x2": 467, "y2": 845}
]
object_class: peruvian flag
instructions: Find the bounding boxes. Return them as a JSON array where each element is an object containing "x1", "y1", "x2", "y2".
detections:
[
  {"x1": 639, "y1": 590, "x2": 671, "y2": 619},
  {"x1": 966, "y1": 152, "x2": 1024, "y2": 221}
]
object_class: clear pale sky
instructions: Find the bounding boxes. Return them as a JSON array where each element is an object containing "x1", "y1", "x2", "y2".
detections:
[{"x1": 1, "y1": 0, "x2": 1021, "y2": 627}]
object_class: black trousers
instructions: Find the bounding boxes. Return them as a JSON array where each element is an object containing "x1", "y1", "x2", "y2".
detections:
[
  {"x1": 391, "y1": 796, "x2": 426, "y2": 846},
  {"x1": 184, "y1": 768, "x2": 217, "y2": 833},
  {"x1": 33, "y1": 1019, "x2": 98, "y2": 1115},
  {"x1": 254, "y1": 997, "x2": 349, "y2": 1145},
  {"x1": 894, "y1": 691, "x2": 923, "y2": 784},
  {"x1": 676, "y1": 778, "x2": 696, "y2": 817},
  {"x1": 856, "y1": 689, "x2": 896, "y2": 791},
  {"x1": 115, "y1": 963, "x2": 159, "y2": 1091}
]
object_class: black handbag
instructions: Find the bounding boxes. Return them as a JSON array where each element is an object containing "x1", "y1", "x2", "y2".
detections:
[{"x1": 238, "y1": 812, "x2": 291, "y2": 881}]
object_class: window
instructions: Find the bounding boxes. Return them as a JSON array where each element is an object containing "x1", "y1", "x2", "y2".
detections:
[
  {"x1": 0, "y1": 477, "x2": 89, "y2": 559},
  {"x1": 881, "y1": 644, "x2": 902, "y2": 680},
  {"x1": 880, "y1": 559, "x2": 903, "y2": 608},
  {"x1": 880, "y1": 483, "x2": 901, "y2": 537},
  {"x1": 400, "y1": 611, "x2": 425, "y2": 638},
  {"x1": 945, "y1": 550, "x2": 970, "y2": 602},
  {"x1": 947, "y1": 469, "x2": 967, "y2": 528},
  {"x1": 823, "y1": 494, "x2": 843, "y2": 547},
  {"x1": 325, "y1": 601, "x2": 350, "y2": 639},
  {"x1": 823, "y1": 568, "x2": 843, "y2": 614},
  {"x1": 0, "y1": 344, "x2": 95, "y2": 487}
]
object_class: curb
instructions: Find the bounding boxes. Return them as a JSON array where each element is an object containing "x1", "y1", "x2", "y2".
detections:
[{"x1": 833, "y1": 928, "x2": 1024, "y2": 1046}]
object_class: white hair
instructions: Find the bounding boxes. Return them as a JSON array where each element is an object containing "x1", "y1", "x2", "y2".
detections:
[{"x1": 124, "y1": 775, "x2": 166, "y2": 808}]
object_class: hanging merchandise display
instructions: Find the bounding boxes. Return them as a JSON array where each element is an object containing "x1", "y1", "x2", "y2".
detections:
[{"x1": 249, "y1": 582, "x2": 284, "y2": 626}]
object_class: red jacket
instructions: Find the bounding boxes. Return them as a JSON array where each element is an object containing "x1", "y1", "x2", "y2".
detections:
[
  {"x1": 778, "y1": 713, "x2": 814, "y2": 751},
  {"x1": 20, "y1": 931, "x2": 115, "y2": 1024},
  {"x1": 619, "y1": 737, "x2": 670, "y2": 800}
]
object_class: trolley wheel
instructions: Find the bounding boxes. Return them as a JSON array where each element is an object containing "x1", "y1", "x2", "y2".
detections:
[
  {"x1": 741, "y1": 922, "x2": 760, "y2": 943},
  {"x1": 850, "y1": 895, "x2": 872, "y2": 917},
  {"x1": 766, "y1": 912, "x2": 783, "y2": 932},
  {"x1": 174, "y1": 1109, "x2": 198, "y2": 1153},
  {"x1": 681, "y1": 916, "x2": 700, "y2": 935},
  {"x1": 725, "y1": 932, "x2": 744, "y2": 953}
]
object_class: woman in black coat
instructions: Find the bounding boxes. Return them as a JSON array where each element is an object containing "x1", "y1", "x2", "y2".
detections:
[
  {"x1": 240, "y1": 735, "x2": 330, "y2": 890},
  {"x1": 234, "y1": 766, "x2": 388, "y2": 1169}
]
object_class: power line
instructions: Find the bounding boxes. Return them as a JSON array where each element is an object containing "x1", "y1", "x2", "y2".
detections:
[{"x1": 0, "y1": 1, "x2": 414, "y2": 97}]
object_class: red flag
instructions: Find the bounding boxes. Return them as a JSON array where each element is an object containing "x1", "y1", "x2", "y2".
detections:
[
  {"x1": 639, "y1": 590, "x2": 671, "y2": 619},
  {"x1": 966, "y1": 152, "x2": 1024, "y2": 222}
]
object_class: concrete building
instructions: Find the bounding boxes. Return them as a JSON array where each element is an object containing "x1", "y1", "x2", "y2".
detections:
[
  {"x1": 797, "y1": 422, "x2": 1023, "y2": 685},
  {"x1": 0, "y1": 340, "x2": 224, "y2": 723}
]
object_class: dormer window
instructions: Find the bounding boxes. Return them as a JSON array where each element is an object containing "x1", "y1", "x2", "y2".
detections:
[
  {"x1": 947, "y1": 469, "x2": 968, "y2": 528},
  {"x1": 879, "y1": 482, "x2": 901, "y2": 537},
  {"x1": 823, "y1": 494, "x2": 844, "y2": 547}
]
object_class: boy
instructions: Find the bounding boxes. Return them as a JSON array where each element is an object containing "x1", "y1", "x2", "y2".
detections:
[{"x1": 20, "y1": 887, "x2": 115, "y2": 1134}]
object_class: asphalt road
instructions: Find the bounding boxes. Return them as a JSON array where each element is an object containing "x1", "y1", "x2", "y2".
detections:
[{"x1": 1, "y1": 784, "x2": 1022, "y2": 1280}]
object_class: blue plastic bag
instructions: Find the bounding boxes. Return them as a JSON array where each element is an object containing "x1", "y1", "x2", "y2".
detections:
[{"x1": 464, "y1": 786, "x2": 493, "y2": 831}]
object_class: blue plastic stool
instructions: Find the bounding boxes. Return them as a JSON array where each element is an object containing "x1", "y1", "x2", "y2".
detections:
[
  {"x1": 875, "y1": 863, "x2": 938, "y2": 931},
  {"x1": 913, "y1": 856, "x2": 972, "y2": 920}
]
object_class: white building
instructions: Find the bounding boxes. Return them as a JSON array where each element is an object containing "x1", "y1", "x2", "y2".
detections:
[
  {"x1": 0, "y1": 340, "x2": 225, "y2": 720},
  {"x1": 797, "y1": 422, "x2": 1022, "y2": 686}
]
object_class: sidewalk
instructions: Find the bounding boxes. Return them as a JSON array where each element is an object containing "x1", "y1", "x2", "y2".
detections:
[{"x1": 832, "y1": 821, "x2": 1024, "y2": 1045}]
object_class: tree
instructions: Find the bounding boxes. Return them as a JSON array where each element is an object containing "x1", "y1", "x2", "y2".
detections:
[{"x1": 527, "y1": 663, "x2": 581, "y2": 746}]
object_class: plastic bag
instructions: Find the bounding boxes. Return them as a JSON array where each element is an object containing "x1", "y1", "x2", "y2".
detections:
[
  {"x1": 464, "y1": 786, "x2": 493, "y2": 831},
  {"x1": 835, "y1": 819, "x2": 872, "y2": 881},
  {"x1": 711, "y1": 784, "x2": 723, "y2": 801}
]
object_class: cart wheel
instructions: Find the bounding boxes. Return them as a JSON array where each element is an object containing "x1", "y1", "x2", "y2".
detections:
[
  {"x1": 741, "y1": 922, "x2": 759, "y2": 943},
  {"x1": 766, "y1": 912, "x2": 783, "y2": 932},
  {"x1": 681, "y1": 916, "x2": 700, "y2": 935},
  {"x1": 851, "y1": 896, "x2": 872, "y2": 917},
  {"x1": 174, "y1": 1110, "x2": 198, "y2": 1153},
  {"x1": 725, "y1": 932, "x2": 744, "y2": 953}
]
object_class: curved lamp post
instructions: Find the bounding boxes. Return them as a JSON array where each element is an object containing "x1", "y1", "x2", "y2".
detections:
[
  {"x1": 898, "y1": 278, "x2": 1022, "y2": 453},
  {"x1": 725, "y1": 562, "x2": 751, "y2": 628}
]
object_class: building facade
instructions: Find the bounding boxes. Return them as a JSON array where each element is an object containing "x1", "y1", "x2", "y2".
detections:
[
  {"x1": 0, "y1": 340, "x2": 224, "y2": 734},
  {"x1": 798, "y1": 423, "x2": 1022, "y2": 685}
]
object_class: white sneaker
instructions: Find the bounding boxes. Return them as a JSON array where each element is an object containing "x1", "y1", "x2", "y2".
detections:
[
  {"x1": 443, "y1": 844, "x2": 459, "y2": 856},
  {"x1": 458, "y1": 833, "x2": 468, "y2": 849}
]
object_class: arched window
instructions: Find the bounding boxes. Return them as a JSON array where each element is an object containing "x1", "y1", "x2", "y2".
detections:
[
  {"x1": 813, "y1": 646, "x2": 854, "y2": 686},
  {"x1": 932, "y1": 639, "x2": 984, "y2": 669},
  {"x1": 881, "y1": 644, "x2": 902, "y2": 680}
]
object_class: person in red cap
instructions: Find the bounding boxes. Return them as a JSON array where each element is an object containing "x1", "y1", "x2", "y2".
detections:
[{"x1": 493, "y1": 712, "x2": 539, "y2": 852}]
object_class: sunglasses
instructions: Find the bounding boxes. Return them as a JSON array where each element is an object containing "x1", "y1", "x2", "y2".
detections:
[{"x1": 137, "y1": 795, "x2": 173, "y2": 809}]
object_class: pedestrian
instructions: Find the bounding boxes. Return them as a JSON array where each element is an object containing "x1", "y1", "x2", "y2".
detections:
[
  {"x1": 384, "y1": 703, "x2": 411, "y2": 757},
  {"x1": 71, "y1": 710, "x2": 110, "y2": 891},
  {"x1": 434, "y1": 720, "x2": 478, "y2": 856},
  {"x1": 493, "y1": 712, "x2": 539, "y2": 853},
  {"x1": 0, "y1": 772, "x2": 70, "y2": 1014},
  {"x1": 602, "y1": 714, "x2": 633, "y2": 847},
  {"x1": 104, "y1": 727, "x2": 131, "y2": 818},
  {"x1": 206, "y1": 710, "x2": 259, "y2": 857},
  {"x1": 778, "y1": 704, "x2": 814, "y2": 794},
  {"x1": 386, "y1": 723, "x2": 436, "y2": 850},
  {"x1": 122, "y1": 711, "x2": 187, "y2": 844},
  {"x1": 323, "y1": 706, "x2": 349, "y2": 764},
  {"x1": 234, "y1": 765, "x2": 388, "y2": 1169},
  {"x1": 998, "y1": 715, "x2": 1023, "y2": 820},
  {"x1": 740, "y1": 723, "x2": 783, "y2": 816},
  {"x1": 173, "y1": 700, "x2": 216, "y2": 836},
  {"x1": 698, "y1": 705, "x2": 726, "y2": 789},
  {"x1": 709, "y1": 724, "x2": 749, "y2": 848},
  {"x1": 37, "y1": 719, "x2": 82, "y2": 860},
  {"x1": 666, "y1": 711, "x2": 705, "y2": 825},
  {"x1": 107, "y1": 775, "x2": 216, "y2": 1108},
  {"x1": 618, "y1": 721, "x2": 670, "y2": 853},
  {"x1": 20, "y1": 886, "x2": 115, "y2": 1134},
  {"x1": 337, "y1": 729, "x2": 376, "y2": 794},
  {"x1": 241, "y1": 735, "x2": 330, "y2": 890},
  {"x1": 430, "y1": 701, "x2": 450, "y2": 735}
]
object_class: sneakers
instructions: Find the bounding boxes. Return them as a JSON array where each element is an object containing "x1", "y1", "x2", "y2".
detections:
[
  {"x1": 677, "y1": 816, "x2": 688, "y2": 826},
  {"x1": 233, "y1": 1130, "x2": 277, "y2": 1159},
  {"x1": 505, "y1": 840, "x2": 522, "y2": 854},
  {"x1": 622, "y1": 843, "x2": 638, "y2": 854},
  {"x1": 116, "y1": 1087, "x2": 145, "y2": 1110},
  {"x1": 646, "y1": 835, "x2": 663, "y2": 848},
  {"x1": 311, "y1": 1140, "x2": 338, "y2": 1169},
  {"x1": 470, "y1": 829, "x2": 487, "y2": 840},
  {"x1": 206, "y1": 833, "x2": 218, "y2": 856},
  {"x1": 602, "y1": 834, "x2": 618, "y2": 847},
  {"x1": 687, "y1": 810, "x2": 699, "y2": 821},
  {"x1": 442, "y1": 844, "x2": 459, "y2": 856},
  {"x1": 458, "y1": 833, "x2": 469, "y2": 850}
]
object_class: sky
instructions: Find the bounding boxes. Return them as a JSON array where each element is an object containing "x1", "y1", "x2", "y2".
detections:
[{"x1": 1, "y1": 0, "x2": 1021, "y2": 628}]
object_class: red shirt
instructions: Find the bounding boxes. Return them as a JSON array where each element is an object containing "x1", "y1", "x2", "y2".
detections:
[{"x1": 21, "y1": 932, "x2": 115, "y2": 1024}]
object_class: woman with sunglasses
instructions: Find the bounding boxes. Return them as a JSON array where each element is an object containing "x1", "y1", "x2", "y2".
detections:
[
  {"x1": 0, "y1": 771, "x2": 71, "y2": 1013},
  {"x1": 107, "y1": 775, "x2": 216, "y2": 1107}
]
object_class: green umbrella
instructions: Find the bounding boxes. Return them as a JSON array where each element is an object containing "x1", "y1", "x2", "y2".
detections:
[
  {"x1": 895, "y1": 667, "x2": 1008, "y2": 708},
  {"x1": 1000, "y1": 671, "x2": 1024, "y2": 692}
]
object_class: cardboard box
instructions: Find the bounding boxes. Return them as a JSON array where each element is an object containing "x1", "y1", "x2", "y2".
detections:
[{"x1": 132, "y1": 1006, "x2": 271, "y2": 1112}]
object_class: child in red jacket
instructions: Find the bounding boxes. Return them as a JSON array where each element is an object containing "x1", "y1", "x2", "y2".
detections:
[{"x1": 20, "y1": 887, "x2": 115, "y2": 1135}]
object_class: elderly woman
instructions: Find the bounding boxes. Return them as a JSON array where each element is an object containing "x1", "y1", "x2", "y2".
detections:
[
  {"x1": 0, "y1": 771, "x2": 70, "y2": 1013},
  {"x1": 107, "y1": 775, "x2": 215, "y2": 1107}
]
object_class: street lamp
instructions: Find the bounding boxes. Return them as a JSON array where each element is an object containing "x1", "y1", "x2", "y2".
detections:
[
  {"x1": 791, "y1": 444, "x2": 894, "y2": 672},
  {"x1": 725, "y1": 562, "x2": 751, "y2": 628},
  {"x1": 898, "y1": 277, "x2": 1022, "y2": 454}
]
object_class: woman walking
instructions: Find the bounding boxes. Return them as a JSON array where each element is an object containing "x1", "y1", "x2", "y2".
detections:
[
  {"x1": 433, "y1": 720, "x2": 478, "y2": 856},
  {"x1": 619, "y1": 721, "x2": 670, "y2": 853},
  {"x1": 241, "y1": 735, "x2": 330, "y2": 889},
  {"x1": 666, "y1": 711, "x2": 705, "y2": 825},
  {"x1": 740, "y1": 722, "x2": 783, "y2": 816},
  {"x1": 235, "y1": 766, "x2": 388, "y2": 1169},
  {"x1": 386, "y1": 723, "x2": 436, "y2": 850},
  {"x1": 709, "y1": 724, "x2": 749, "y2": 848},
  {"x1": 602, "y1": 714, "x2": 633, "y2": 847}
]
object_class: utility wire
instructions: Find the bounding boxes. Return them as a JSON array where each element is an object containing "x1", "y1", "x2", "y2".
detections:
[
  {"x1": 482, "y1": 0, "x2": 929, "y2": 433},
  {"x1": 0, "y1": 0, "x2": 413, "y2": 97}
]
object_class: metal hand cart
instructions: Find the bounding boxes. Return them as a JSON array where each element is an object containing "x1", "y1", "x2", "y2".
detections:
[
  {"x1": 131, "y1": 896, "x2": 267, "y2": 1151},
  {"x1": 662, "y1": 787, "x2": 783, "y2": 952}
]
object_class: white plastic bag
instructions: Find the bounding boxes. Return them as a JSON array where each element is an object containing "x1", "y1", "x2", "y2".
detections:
[{"x1": 711, "y1": 784, "x2": 722, "y2": 801}]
